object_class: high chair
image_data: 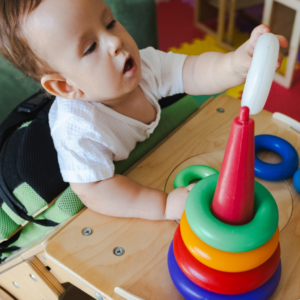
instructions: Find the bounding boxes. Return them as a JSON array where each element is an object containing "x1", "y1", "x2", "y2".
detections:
[{"x1": 0, "y1": 96, "x2": 204, "y2": 300}]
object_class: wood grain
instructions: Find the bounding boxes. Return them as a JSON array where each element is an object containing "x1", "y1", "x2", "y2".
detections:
[
  {"x1": 45, "y1": 212, "x2": 179, "y2": 300},
  {"x1": 0, "y1": 257, "x2": 64, "y2": 300},
  {"x1": 0, "y1": 288, "x2": 15, "y2": 300},
  {"x1": 36, "y1": 250, "x2": 109, "y2": 300}
]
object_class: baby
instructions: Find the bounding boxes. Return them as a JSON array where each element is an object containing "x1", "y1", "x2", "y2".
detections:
[{"x1": 0, "y1": 0, "x2": 287, "y2": 221}]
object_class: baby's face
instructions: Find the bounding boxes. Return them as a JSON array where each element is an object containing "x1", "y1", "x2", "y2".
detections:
[{"x1": 24, "y1": 0, "x2": 142, "y2": 103}]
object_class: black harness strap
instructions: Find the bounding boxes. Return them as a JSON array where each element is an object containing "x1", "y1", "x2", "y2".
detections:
[{"x1": 0, "y1": 91, "x2": 58, "y2": 227}]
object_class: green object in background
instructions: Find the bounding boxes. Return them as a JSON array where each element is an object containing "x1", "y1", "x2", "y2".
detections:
[
  {"x1": 0, "y1": 57, "x2": 40, "y2": 124},
  {"x1": 192, "y1": 93, "x2": 223, "y2": 106},
  {"x1": 105, "y1": 0, "x2": 158, "y2": 50}
]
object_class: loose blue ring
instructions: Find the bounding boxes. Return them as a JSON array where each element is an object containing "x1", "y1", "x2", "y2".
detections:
[
  {"x1": 255, "y1": 135, "x2": 299, "y2": 181},
  {"x1": 293, "y1": 168, "x2": 300, "y2": 193}
]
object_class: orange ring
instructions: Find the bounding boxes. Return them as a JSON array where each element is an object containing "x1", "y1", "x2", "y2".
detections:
[{"x1": 180, "y1": 212, "x2": 279, "y2": 272}]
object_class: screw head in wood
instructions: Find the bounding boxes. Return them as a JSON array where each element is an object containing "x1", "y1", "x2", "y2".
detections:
[
  {"x1": 113, "y1": 247, "x2": 125, "y2": 256},
  {"x1": 81, "y1": 227, "x2": 93, "y2": 236},
  {"x1": 95, "y1": 292, "x2": 104, "y2": 300},
  {"x1": 30, "y1": 274, "x2": 37, "y2": 281}
]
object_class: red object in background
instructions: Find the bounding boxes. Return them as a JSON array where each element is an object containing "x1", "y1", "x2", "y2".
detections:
[
  {"x1": 173, "y1": 226, "x2": 280, "y2": 295},
  {"x1": 211, "y1": 106, "x2": 255, "y2": 225},
  {"x1": 157, "y1": 1, "x2": 300, "y2": 121},
  {"x1": 156, "y1": 0, "x2": 205, "y2": 51}
]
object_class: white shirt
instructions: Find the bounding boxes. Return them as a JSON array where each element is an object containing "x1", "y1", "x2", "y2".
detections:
[{"x1": 49, "y1": 47, "x2": 187, "y2": 183}]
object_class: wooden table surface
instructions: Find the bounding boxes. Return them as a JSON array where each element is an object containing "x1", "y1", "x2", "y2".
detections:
[{"x1": 45, "y1": 94, "x2": 300, "y2": 300}]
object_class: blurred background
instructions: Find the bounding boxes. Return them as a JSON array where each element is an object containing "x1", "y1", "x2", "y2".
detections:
[{"x1": 155, "y1": 0, "x2": 300, "y2": 121}]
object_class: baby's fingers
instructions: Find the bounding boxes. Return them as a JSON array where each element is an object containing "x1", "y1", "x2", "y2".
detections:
[
  {"x1": 276, "y1": 34, "x2": 288, "y2": 48},
  {"x1": 276, "y1": 52, "x2": 283, "y2": 71},
  {"x1": 248, "y1": 24, "x2": 270, "y2": 55},
  {"x1": 186, "y1": 183, "x2": 196, "y2": 192}
]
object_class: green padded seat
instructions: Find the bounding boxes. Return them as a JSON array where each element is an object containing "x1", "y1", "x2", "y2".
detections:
[{"x1": 105, "y1": 0, "x2": 158, "y2": 50}]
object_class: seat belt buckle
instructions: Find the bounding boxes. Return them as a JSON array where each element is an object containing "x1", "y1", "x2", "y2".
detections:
[{"x1": 18, "y1": 93, "x2": 54, "y2": 114}]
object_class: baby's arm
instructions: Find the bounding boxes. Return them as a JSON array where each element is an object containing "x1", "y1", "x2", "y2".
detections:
[
  {"x1": 182, "y1": 25, "x2": 288, "y2": 95},
  {"x1": 71, "y1": 175, "x2": 194, "y2": 220}
]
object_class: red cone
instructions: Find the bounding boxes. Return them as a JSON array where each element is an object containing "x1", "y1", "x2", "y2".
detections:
[{"x1": 211, "y1": 106, "x2": 255, "y2": 225}]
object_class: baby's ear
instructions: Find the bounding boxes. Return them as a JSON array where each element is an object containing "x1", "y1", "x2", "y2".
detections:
[{"x1": 41, "y1": 74, "x2": 83, "y2": 99}]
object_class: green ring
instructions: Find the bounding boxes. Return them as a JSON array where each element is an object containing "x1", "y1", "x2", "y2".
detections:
[
  {"x1": 174, "y1": 165, "x2": 219, "y2": 188},
  {"x1": 185, "y1": 174, "x2": 279, "y2": 253}
]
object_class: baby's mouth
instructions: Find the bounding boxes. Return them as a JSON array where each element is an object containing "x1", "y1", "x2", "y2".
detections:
[{"x1": 123, "y1": 56, "x2": 134, "y2": 73}]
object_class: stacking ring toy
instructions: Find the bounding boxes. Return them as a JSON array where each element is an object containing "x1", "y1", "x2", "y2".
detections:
[
  {"x1": 185, "y1": 174, "x2": 278, "y2": 252},
  {"x1": 180, "y1": 212, "x2": 279, "y2": 272},
  {"x1": 174, "y1": 226, "x2": 280, "y2": 294},
  {"x1": 255, "y1": 135, "x2": 299, "y2": 181},
  {"x1": 241, "y1": 33, "x2": 279, "y2": 115},
  {"x1": 174, "y1": 165, "x2": 218, "y2": 188},
  {"x1": 168, "y1": 242, "x2": 282, "y2": 300},
  {"x1": 293, "y1": 168, "x2": 300, "y2": 193}
]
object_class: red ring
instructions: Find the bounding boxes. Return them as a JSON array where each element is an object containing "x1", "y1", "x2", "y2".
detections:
[{"x1": 173, "y1": 225, "x2": 280, "y2": 295}]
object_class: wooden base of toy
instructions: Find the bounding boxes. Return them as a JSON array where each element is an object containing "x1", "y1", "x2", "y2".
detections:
[
  {"x1": 1, "y1": 95, "x2": 300, "y2": 300},
  {"x1": 0, "y1": 256, "x2": 64, "y2": 300},
  {"x1": 0, "y1": 288, "x2": 16, "y2": 300}
]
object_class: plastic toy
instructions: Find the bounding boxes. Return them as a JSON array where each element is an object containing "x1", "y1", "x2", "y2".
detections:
[
  {"x1": 180, "y1": 212, "x2": 279, "y2": 272},
  {"x1": 173, "y1": 226, "x2": 281, "y2": 295},
  {"x1": 293, "y1": 168, "x2": 300, "y2": 193},
  {"x1": 174, "y1": 165, "x2": 218, "y2": 188},
  {"x1": 185, "y1": 175, "x2": 278, "y2": 252},
  {"x1": 255, "y1": 134, "x2": 299, "y2": 181},
  {"x1": 168, "y1": 242, "x2": 282, "y2": 300},
  {"x1": 168, "y1": 107, "x2": 281, "y2": 299},
  {"x1": 241, "y1": 33, "x2": 279, "y2": 115},
  {"x1": 211, "y1": 106, "x2": 255, "y2": 225}
]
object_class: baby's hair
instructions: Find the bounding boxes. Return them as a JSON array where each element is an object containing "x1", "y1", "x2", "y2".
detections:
[{"x1": 0, "y1": 0, "x2": 54, "y2": 82}]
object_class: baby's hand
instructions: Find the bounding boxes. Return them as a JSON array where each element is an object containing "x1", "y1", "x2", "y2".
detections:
[
  {"x1": 230, "y1": 24, "x2": 288, "y2": 78},
  {"x1": 165, "y1": 184, "x2": 195, "y2": 220}
]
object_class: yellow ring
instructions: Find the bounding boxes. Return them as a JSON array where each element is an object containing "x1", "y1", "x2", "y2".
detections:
[{"x1": 180, "y1": 212, "x2": 279, "y2": 273}]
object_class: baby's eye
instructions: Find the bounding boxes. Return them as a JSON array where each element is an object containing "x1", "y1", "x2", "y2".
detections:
[
  {"x1": 106, "y1": 20, "x2": 116, "y2": 30},
  {"x1": 84, "y1": 42, "x2": 97, "y2": 56}
]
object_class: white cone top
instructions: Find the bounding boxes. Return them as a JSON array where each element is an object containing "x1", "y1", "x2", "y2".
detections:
[{"x1": 241, "y1": 33, "x2": 279, "y2": 115}]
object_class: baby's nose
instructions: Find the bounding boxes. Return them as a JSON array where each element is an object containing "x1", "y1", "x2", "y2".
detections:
[{"x1": 107, "y1": 34, "x2": 123, "y2": 56}]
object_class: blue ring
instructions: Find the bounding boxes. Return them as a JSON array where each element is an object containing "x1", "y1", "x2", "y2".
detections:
[
  {"x1": 168, "y1": 241, "x2": 281, "y2": 300},
  {"x1": 293, "y1": 168, "x2": 300, "y2": 193},
  {"x1": 255, "y1": 135, "x2": 299, "y2": 181}
]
